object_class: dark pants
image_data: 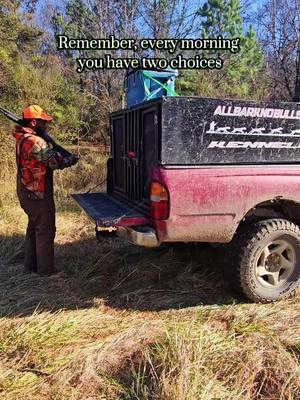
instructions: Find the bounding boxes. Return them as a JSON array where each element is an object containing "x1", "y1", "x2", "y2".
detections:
[{"x1": 17, "y1": 171, "x2": 56, "y2": 275}]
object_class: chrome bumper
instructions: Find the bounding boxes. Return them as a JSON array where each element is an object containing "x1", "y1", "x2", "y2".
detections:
[{"x1": 117, "y1": 226, "x2": 159, "y2": 247}]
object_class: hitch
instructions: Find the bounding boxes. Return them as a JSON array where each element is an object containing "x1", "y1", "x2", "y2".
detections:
[{"x1": 95, "y1": 226, "x2": 117, "y2": 241}]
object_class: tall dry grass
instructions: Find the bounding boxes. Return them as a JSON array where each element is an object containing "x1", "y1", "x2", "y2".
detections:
[{"x1": 127, "y1": 306, "x2": 300, "y2": 400}]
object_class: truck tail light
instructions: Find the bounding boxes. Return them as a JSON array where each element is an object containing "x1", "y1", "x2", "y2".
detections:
[{"x1": 150, "y1": 181, "x2": 169, "y2": 220}]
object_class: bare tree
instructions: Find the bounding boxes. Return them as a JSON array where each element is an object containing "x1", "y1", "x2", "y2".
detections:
[
  {"x1": 38, "y1": 0, "x2": 206, "y2": 143},
  {"x1": 257, "y1": 0, "x2": 300, "y2": 101},
  {"x1": 138, "y1": 0, "x2": 200, "y2": 56}
]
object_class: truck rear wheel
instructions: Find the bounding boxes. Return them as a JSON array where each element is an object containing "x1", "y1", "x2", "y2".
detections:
[{"x1": 235, "y1": 219, "x2": 300, "y2": 303}]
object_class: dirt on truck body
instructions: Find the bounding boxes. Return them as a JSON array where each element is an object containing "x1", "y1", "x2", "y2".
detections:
[{"x1": 73, "y1": 96, "x2": 300, "y2": 303}]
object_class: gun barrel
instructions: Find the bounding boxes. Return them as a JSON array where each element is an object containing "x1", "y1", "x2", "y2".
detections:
[
  {"x1": 0, "y1": 106, "x2": 24, "y2": 125},
  {"x1": 0, "y1": 105, "x2": 73, "y2": 157}
]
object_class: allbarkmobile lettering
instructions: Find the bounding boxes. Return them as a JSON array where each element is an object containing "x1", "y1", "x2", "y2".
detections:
[
  {"x1": 214, "y1": 105, "x2": 300, "y2": 120},
  {"x1": 207, "y1": 121, "x2": 300, "y2": 137},
  {"x1": 206, "y1": 121, "x2": 300, "y2": 150}
]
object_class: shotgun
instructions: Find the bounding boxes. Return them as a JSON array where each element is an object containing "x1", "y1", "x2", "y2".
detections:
[{"x1": 0, "y1": 105, "x2": 75, "y2": 158}]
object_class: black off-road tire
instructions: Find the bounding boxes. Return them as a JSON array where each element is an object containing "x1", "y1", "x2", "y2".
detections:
[{"x1": 233, "y1": 219, "x2": 300, "y2": 303}]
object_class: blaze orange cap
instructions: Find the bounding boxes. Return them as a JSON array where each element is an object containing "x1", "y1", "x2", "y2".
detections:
[{"x1": 23, "y1": 105, "x2": 53, "y2": 121}]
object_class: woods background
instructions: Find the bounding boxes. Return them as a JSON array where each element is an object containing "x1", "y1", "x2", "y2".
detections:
[
  {"x1": 0, "y1": 0, "x2": 299, "y2": 149},
  {"x1": 1, "y1": 4, "x2": 300, "y2": 398}
]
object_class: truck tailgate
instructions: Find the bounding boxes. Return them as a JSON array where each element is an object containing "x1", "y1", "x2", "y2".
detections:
[{"x1": 71, "y1": 193, "x2": 149, "y2": 227}]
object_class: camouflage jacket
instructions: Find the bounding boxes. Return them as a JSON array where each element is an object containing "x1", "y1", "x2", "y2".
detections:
[{"x1": 13, "y1": 125, "x2": 63, "y2": 199}]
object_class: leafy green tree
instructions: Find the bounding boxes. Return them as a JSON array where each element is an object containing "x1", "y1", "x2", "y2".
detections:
[
  {"x1": 0, "y1": 0, "x2": 43, "y2": 109},
  {"x1": 0, "y1": 0, "x2": 90, "y2": 154},
  {"x1": 178, "y1": 0, "x2": 266, "y2": 99}
]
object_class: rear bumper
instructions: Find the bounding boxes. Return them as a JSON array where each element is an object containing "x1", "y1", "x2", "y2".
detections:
[{"x1": 117, "y1": 225, "x2": 160, "y2": 247}]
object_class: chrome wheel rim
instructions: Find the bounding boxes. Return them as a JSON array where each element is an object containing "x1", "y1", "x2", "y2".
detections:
[{"x1": 255, "y1": 240, "x2": 296, "y2": 288}]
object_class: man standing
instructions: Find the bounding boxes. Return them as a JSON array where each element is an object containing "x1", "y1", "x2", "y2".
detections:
[{"x1": 13, "y1": 105, "x2": 78, "y2": 276}]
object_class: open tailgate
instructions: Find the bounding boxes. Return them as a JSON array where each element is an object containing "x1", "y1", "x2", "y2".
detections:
[{"x1": 71, "y1": 193, "x2": 149, "y2": 227}]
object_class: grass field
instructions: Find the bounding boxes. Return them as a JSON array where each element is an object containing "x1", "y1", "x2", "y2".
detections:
[{"x1": 0, "y1": 146, "x2": 300, "y2": 399}]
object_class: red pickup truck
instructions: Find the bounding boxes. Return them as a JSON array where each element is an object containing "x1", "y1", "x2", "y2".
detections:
[{"x1": 73, "y1": 96, "x2": 300, "y2": 303}]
